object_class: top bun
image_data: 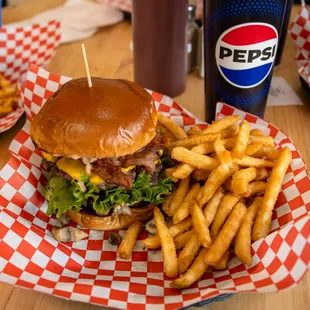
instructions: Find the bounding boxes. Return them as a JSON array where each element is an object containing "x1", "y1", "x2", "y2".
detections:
[{"x1": 30, "y1": 78, "x2": 157, "y2": 158}]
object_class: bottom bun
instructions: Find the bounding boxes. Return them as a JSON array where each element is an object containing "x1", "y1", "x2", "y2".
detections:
[{"x1": 66, "y1": 204, "x2": 154, "y2": 230}]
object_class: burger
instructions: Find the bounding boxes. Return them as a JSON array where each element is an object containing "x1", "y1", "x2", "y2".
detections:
[{"x1": 30, "y1": 77, "x2": 175, "y2": 230}]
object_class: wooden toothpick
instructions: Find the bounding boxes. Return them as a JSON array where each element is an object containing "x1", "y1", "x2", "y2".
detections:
[{"x1": 81, "y1": 43, "x2": 92, "y2": 88}]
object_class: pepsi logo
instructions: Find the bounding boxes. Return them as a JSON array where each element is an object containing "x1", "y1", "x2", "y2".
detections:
[{"x1": 215, "y1": 23, "x2": 278, "y2": 89}]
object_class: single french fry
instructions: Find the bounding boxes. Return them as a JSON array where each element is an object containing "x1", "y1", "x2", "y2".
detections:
[
  {"x1": 178, "y1": 233, "x2": 201, "y2": 274},
  {"x1": 174, "y1": 229, "x2": 194, "y2": 250},
  {"x1": 252, "y1": 147, "x2": 292, "y2": 241},
  {"x1": 232, "y1": 120, "x2": 251, "y2": 159},
  {"x1": 153, "y1": 207, "x2": 178, "y2": 277},
  {"x1": 173, "y1": 163, "x2": 194, "y2": 179},
  {"x1": 252, "y1": 146, "x2": 280, "y2": 161},
  {"x1": 234, "y1": 155, "x2": 275, "y2": 168},
  {"x1": 173, "y1": 143, "x2": 219, "y2": 179},
  {"x1": 192, "y1": 202, "x2": 212, "y2": 248},
  {"x1": 173, "y1": 183, "x2": 201, "y2": 223},
  {"x1": 117, "y1": 221, "x2": 143, "y2": 260},
  {"x1": 213, "y1": 250, "x2": 229, "y2": 270},
  {"x1": 246, "y1": 181, "x2": 267, "y2": 197},
  {"x1": 166, "y1": 177, "x2": 190, "y2": 216},
  {"x1": 171, "y1": 147, "x2": 219, "y2": 171},
  {"x1": 214, "y1": 136, "x2": 232, "y2": 166},
  {"x1": 204, "y1": 202, "x2": 247, "y2": 265},
  {"x1": 210, "y1": 194, "x2": 240, "y2": 238},
  {"x1": 142, "y1": 217, "x2": 192, "y2": 249},
  {"x1": 204, "y1": 187, "x2": 225, "y2": 227},
  {"x1": 158, "y1": 114, "x2": 187, "y2": 140},
  {"x1": 169, "y1": 133, "x2": 219, "y2": 149},
  {"x1": 192, "y1": 169, "x2": 210, "y2": 181},
  {"x1": 250, "y1": 129, "x2": 263, "y2": 136},
  {"x1": 187, "y1": 125, "x2": 203, "y2": 136},
  {"x1": 171, "y1": 247, "x2": 208, "y2": 289},
  {"x1": 245, "y1": 143, "x2": 263, "y2": 156},
  {"x1": 255, "y1": 167, "x2": 269, "y2": 181},
  {"x1": 199, "y1": 164, "x2": 239, "y2": 206},
  {"x1": 231, "y1": 167, "x2": 257, "y2": 195},
  {"x1": 202, "y1": 115, "x2": 240, "y2": 135},
  {"x1": 249, "y1": 136, "x2": 274, "y2": 147},
  {"x1": 162, "y1": 192, "x2": 176, "y2": 215},
  {"x1": 220, "y1": 123, "x2": 239, "y2": 138},
  {"x1": 235, "y1": 197, "x2": 262, "y2": 265}
]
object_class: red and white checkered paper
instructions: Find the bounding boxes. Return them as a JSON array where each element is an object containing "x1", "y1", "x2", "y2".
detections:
[
  {"x1": 0, "y1": 20, "x2": 61, "y2": 133},
  {"x1": 289, "y1": 2, "x2": 310, "y2": 86},
  {"x1": 0, "y1": 64, "x2": 309, "y2": 310}
]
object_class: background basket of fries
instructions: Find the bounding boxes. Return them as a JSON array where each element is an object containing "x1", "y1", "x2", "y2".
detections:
[
  {"x1": 0, "y1": 20, "x2": 61, "y2": 133},
  {"x1": 0, "y1": 65, "x2": 309, "y2": 309}
]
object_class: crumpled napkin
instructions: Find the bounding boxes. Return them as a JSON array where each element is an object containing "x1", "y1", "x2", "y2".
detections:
[{"x1": 4, "y1": 0, "x2": 124, "y2": 44}]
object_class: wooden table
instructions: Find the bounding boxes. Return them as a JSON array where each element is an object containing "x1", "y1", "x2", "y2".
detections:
[{"x1": 1, "y1": 1, "x2": 310, "y2": 309}]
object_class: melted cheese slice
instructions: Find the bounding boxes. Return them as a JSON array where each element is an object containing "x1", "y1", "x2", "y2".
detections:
[{"x1": 56, "y1": 157, "x2": 103, "y2": 185}]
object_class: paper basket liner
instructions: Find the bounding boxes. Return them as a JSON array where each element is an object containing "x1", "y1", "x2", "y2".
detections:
[
  {"x1": 0, "y1": 20, "x2": 61, "y2": 133},
  {"x1": 0, "y1": 64, "x2": 309, "y2": 310},
  {"x1": 289, "y1": 3, "x2": 310, "y2": 86}
]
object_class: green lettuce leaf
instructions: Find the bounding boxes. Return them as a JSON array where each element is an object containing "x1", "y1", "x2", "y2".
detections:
[{"x1": 44, "y1": 173, "x2": 175, "y2": 218}]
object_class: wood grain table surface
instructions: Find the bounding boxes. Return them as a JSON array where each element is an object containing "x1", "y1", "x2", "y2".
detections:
[{"x1": 0, "y1": 1, "x2": 309, "y2": 309}]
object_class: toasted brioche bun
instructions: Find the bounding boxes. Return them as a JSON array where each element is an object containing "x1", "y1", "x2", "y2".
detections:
[
  {"x1": 66, "y1": 204, "x2": 154, "y2": 230},
  {"x1": 30, "y1": 78, "x2": 157, "y2": 159}
]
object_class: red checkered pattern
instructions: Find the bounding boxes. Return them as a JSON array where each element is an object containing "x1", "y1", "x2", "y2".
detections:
[
  {"x1": 95, "y1": 0, "x2": 204, "y2": 18},
  {"x1": 289, "y1": 3, "x2": 310, "y2": 86},
  {"x1": 0, "y1": 65, "x2": 309, "y2": 310},
  {"x1": 0, "y1": 20, "x2": 61, "y2": 133}
]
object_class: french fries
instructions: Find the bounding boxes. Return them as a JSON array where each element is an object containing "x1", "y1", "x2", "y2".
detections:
[
  {"x1": 250, "y1": 128, "x2": 263, "y2": 136},
  {"x1": 164, "y1": 177, "x2": 190, "y2": 216},
  {"x1": 231, "y1": 167, "x2": 257, "y2": 195},
  {"x1": 174, "y1": 229, "x2": 194, "y2": 250},
  {"x1": 252, "y1": 146, "x2": 280, "y2": 161},
  {"x1": 172, "y1": 147, "x2": 219, "y2": 171},
  {"x1": 117, "y1": 221, "x2": 143, "y2": 260},
  {"x1": 154, "y1": 207, "x2": 178, "y2": 277},
  {"x1": 171, "y1": 248, "x2": 208, "y2": 289},
  {"x1": 204, "y1": 188, "x2": 225, "y2": 226},
  {"x1": 158, "y1": 114, "x2": 187, "y2": 140},
  {"x1": 192, "y1": 202, "x2": 212, "y2": 248},
  {"x1": 192, "y1": 169, "x2": 210, "y2": 181},
  {"x1": 0, "y1": 76, "x2": 18, "y2": 117},
  {"x1": 168, "y1": 133, "x2": 218, "y2": 149},
  {"x1": 210, "y1": 194, "x2": 240, "y2": 238},
  {"x1": 178, "y1": 233, "x2": 201, "y2": 273},
  {"x1": 142, "y1": 217, "x2": 192, "y2": 249},
  {"x1": 214, "y1": 137, "x2": 232, "y2": 165},
  {"x1": 232, "y1": 120, "x2": 250, "y2": 159},
  {"x1": 247, "y1": 181, "x2": 267, "y2": 197},
  {"x1": 187, "y1": 125, "x2": 203, "y2": 136},
  {"x1": 173, "y1": 183, "x2": 201, "y2": 223},
  {"x1": 252, "y1": 147, "x2": 292, "y2": 240},
  {"x1": 136, "y1": 115, "x2": 292, "y2": 289},
  {"x1": 220, "y1": 123, "x2": 239, "y2": 138},
  {"x1": 201, "y1": 115, "x2": 240, "y2": 134},
  {"x1": 204, "y1": 202, "x2": 247, "y2": 265},
  {"x1": 234, "y1": 155, "x2": 275, "y2": 168},
  {"x1": 199, "y1": 164, "x2": 239, "y2": 206},
  {"x1": 245, "y1": 143, "x2": 263, "y2": 156},
  {"x1": 235, "y1": 197, "x2": 262, "y2": 265}
]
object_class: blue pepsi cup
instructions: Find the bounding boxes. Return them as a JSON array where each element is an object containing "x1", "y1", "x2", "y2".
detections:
[{"x1": 203, "y1": 0, "x2": 288, "y2": 122}]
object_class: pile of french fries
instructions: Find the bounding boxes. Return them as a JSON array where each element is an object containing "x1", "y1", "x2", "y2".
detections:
[
  {"x1": 0, "y1": 75, "x2": 18, "y2": 117},
  {"x1": 139, "y1": 114, "x2": 292, "y2": 289},
  {"x1": 113, "y1": 114, "x2": 292, "y2": 289}
]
